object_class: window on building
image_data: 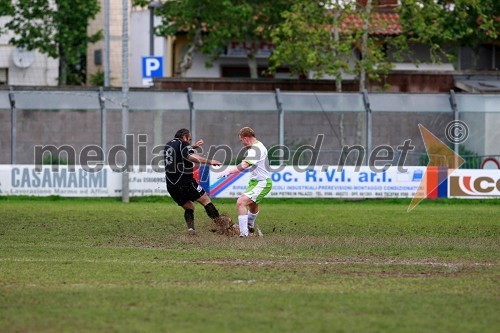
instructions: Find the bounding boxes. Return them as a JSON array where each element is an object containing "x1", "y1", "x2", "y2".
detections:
[
  {"x1": 0, "y1": 68, "x2": 7, "y2": 85},
  {"x1": 460, "y1": 45, "x2": 500, "y2": 70},
  {"x1": 220, "y1": 66, "x2": 302, "y2": 79},
  {"x1": 220, "y1": 66, "x2": 271, "y2": 78}
]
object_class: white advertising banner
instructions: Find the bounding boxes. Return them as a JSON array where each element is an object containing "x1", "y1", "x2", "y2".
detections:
[
  {"x1": 448, "y1": 169, "x2": 500, "y2": 198},
  {"x1": 1, "y1": 165, "x2": 498, "y2": 199},
  {"x1": 128, "y1": 169, "x2": 169, "y2": 196},
  {"x1": 209, "y1": 166, "x2": 427, "y2": 199},
  {"x1": 0, "y1": 165, "x2": 168, "y2": 197}
]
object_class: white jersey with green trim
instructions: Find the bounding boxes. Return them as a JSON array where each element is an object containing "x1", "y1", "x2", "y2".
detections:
[{"x1": 243, "y1": 140, "x2": 270, "y2": 181}]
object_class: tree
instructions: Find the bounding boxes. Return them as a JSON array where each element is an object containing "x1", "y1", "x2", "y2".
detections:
[
  {"x1": 134, "y1": 0, "x2": 294, "y2": 78},
  {"x1": 270, "y1": 0, "x2": 401, "y2": 91},
  {"x1": 399, "y1": 0, "x2": 499, "y2": 68},
  {"x1": 154, "y1": 0, "x2": 222, "y2": 77},
  {"x1": 0, "y1": 1, "x2": 14, "y2": 35},
  {"x1": 3, "y1": 0, "x2": 101, "y2": 85},
  {"x1": 269, "y1": 1, "x2": 354, "y2": 91},
  {"x1": 270, "y1": 0, "x2": 409, "y2": 153}
]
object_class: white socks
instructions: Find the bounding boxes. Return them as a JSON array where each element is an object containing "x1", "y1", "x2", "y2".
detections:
[
  {"x1": 247, "y1": 211, "x2": 258, "y2": 228},
  {"x1": 239, "y1": 211, "x2": 259, "y2": 236},
  {"x1": 238, "y1": 215, "x2": 249, "y2": 236}
]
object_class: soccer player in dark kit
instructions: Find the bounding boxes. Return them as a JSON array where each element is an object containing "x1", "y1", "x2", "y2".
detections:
[{"x1": 164, "y1": 128, "x2": 222, "y2": 235}]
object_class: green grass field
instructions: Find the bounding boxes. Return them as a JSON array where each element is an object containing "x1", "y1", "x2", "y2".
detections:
[{"x1": 0, "y1": 197, "x2": 499, "y2": 333}]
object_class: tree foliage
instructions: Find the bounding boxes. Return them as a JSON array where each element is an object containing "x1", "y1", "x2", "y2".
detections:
[
  {"x1": 0, "y1": 0, "x2": 14, "y2": 35},
  {"x1": 2, "y1": 0, "x2": 101, "y2": 85},
  {"x1": 134, "y1": 0, "x2": 294, "y2": 78},
  {"x1": 269, "y1": 1, "x2": 354, "y2": 86},
  {"x1": 0, "y1": 0, "x2": 13, "y2": 16},
  {"x1": 270, "y1": 0, "x2": 401, "y2": 91},
  {"x1": 133, "y1": 0, "x2": 498, "y2": 81},
  {"x1": 398, "y1": 0, "x2": 500, "y2": 65}
]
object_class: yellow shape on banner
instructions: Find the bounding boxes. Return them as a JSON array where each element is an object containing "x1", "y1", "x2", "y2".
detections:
[{"x1": 407, "y1": 124, "x2": 465, "y2": 212}]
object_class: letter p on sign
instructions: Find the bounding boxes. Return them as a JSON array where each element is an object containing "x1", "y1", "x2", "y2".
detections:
[{"x1": 142, "y1": 56, "x2": 163, "y2": 86}]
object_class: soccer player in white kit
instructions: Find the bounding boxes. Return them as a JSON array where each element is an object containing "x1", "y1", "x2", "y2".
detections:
[{"x1": 218, "y1": 127, "x2": 272, "y2": 237}]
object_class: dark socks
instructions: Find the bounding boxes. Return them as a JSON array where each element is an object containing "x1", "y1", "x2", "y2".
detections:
[
  {"x1": 204, "y1": 202, "x2": 220, "y2": 219},
  {"x1": 184, "y1": 209, "x2": 195, "y2": 229}
]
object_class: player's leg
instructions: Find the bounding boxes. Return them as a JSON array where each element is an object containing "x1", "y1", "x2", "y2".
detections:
[
  {"x1": 196, "y1": 193, "x2": 226, "y2": 233},
  {"x1": 181, "y1": 201, "x2": 196, "y2": 234},
  {"x1": 236, "y1": 194, "x2": 253, "y2": 237},
  {"x1": 167, "y1": 183, "x2": 197, "y2": 234},
  {"x1": 181, "y1": 179, "x2": 213, "y2": 234},
  {"x1": 247, "y1": 202, "x2": 259, "y2": 233},
  {"x1": 242, "y1": 179, "x2": 272, "y2": 234},
  {"x1": 196, "y1": 193, "x2": 220, "y2": 220}
]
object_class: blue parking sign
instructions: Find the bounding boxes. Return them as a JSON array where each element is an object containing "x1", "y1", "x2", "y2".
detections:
[{"x1": 142, "y1": 57, "x2": 163, "y2": 78}]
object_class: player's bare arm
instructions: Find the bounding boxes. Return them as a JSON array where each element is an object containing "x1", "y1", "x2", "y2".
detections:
[
  {"x1": 217, "y1": 161, "x2": 250, "y2": 178},
  {"x1": 188, "y1": 153, "x2": 221, "y2": 166},
  {"x1": 191, "y1": 139, "x2": 204, "y2": 149}
]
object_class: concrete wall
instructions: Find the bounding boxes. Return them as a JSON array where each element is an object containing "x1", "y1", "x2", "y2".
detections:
[
  {"x1": 1, "y1": 107, "x2": 458, "y2": 166},
  {"x1": 460, "y1": 112, "x2": 485, "y2": 156},
  {"x1": 460, "y1": 112, "x2": 500, "y2": 156},
  {"x1": 0, "y1": 108, "x2": 189, "y2": 165},
  {"x1": 485, "y1": 114, "x2": 500, "y2": 155}
]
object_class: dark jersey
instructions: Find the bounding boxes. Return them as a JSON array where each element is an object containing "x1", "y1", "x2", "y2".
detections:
[{"x1": 164, "y1": 138, "x2": 196, "y2": 185}]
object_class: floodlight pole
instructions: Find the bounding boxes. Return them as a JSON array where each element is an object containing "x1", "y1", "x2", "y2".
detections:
[
  {"x1": 150, "y1": 5, "x2": 155, "y2": 56},
  {"x1": 148, "y1": 1, "x2": 163, "y2": 56}
]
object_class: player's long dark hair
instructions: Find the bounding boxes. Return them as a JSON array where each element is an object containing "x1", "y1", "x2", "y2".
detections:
[{"x1": 174, "y1": 128, "x2": 190, "y2": 139}]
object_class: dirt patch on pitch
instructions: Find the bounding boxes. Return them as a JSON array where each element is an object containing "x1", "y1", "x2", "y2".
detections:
[
  {"x1": 212, "y1": 215, "x2": 239, "y2": 237},
  {"x1": 184, "y1": 258, "x2": 498, "y2": 278},
  {"x1": 187, "y1": 257, "x2": 496, "y2": 271}
]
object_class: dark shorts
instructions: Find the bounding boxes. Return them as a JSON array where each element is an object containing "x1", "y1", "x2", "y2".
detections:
[{"x1": 167, "y1": 178, "x2": 206, "y2": 206}]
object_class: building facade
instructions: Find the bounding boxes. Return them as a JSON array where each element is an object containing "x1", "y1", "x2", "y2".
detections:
[
  {"x1": 87, "y1": 0, "x2": 172, "y2": 88},
  {"x1": 85, "y1": 0, "x2": 498, "y2": 90},
  {"x1": 0, "y1": 17, "x2": 59, "y2": 86}
]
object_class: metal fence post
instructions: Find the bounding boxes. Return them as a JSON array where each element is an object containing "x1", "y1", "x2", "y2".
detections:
[
  {"x1": 449, "y1": 90, "x2": 459, "y2": 157},
  {"x1": 275, "y1": 88, "x2": 284, "y2": 163},
  {"x1": 121, "y1": 0, "x2": 130, "y2": 203},
  {"x1": 98, "y1": 87, "x2": 107, "y2": 164},
  {"x1": 187, "y1": 87, "x2": 196, "y2": 142},
  {"x1": 362, "y1": 90, "x2": 372, "y2": 166},
  {"x1": 8, "y1": 87, "x2": 16, "y2": 164}
]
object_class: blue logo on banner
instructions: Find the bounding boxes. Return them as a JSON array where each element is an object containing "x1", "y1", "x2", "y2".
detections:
[
  {"x1": 142, "y1": 57, "x2": 163, "y2": 78},
  {"x1": 412, "y1": 169, "x2": 423, "y2": 182}
]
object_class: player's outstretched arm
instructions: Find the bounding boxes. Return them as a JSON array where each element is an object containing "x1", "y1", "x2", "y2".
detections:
[
  {"x1": 188, "y1": 153, "x2": 221, "y2": 166},
  {"x1": 217, "y1": 161, "x2": 250, "y2": 178}
]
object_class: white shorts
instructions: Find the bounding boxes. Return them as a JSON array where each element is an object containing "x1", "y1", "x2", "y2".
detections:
[{"x1": 243, "y1": 178, "x2": 272, "y2": 204}]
